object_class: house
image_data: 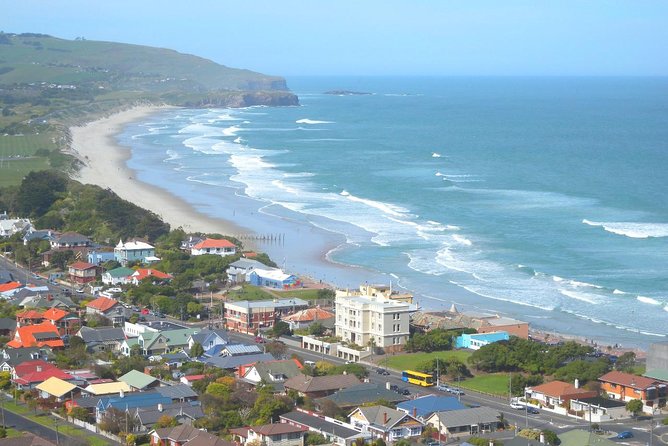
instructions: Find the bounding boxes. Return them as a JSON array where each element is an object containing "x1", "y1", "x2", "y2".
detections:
[
  {"x1": 14, "y1": 292, "x2": 74, "y2": 310},
  {"x1": 36, "y1": 376, "x2": 78, "y2": 402},
  {"x1": 7, "y1": 322, "x2": 64, "y2": 349},
  {"x1": 0, "y1": 215, "x2": 31, "y2": 238},
  {"x1": 284, "y1": 374, "x2": 361, "y2": 398},
  {"x1": 187, "y1": 329, "x2": 229, "y2": 355},
  {"x1": 240, "y1": 359, "x2": 302, "y2": 392},
  {"x1": 0, "y1": 347, "x2": 50, "y2": 373},
  {"x1": 134, "y1": 401, "x2": 204, "y2": 432},
  {"x1": 157, "y1": 352, "x2": 191, "y2": 369},
  {"x1": 123, "y1": 320, "x2": 189, "y2": 338},
  {"x1": 101, "y1": 267, "x2": 135, "y2": 286},
  {"x1": 82, "y1": 381, "x2": 132, "y2": 396},
  {"x1": 180, "y1": 375, "x2": 206, "y2": 387},
  {"x1": 15, "y1": 309, "x2": 45, "y2": 327},
  {"x1": 0, "y1": 281, "x2": 23, "y2": 297},
  {"x1": 191, "y1": 238, "x2": 237, "y2": 257},
  {"x1": 121, "y1": 328, "x2": 199, "y2": 357},
  {"x1": 283, "y1": 308, "x2": 336, "y2": 330},
  {"x1": 50, "y1": 232, "x2": 92, "y2": 250},
  {"x1": 154, "y1": 384, "x2": 198, "y2": 403},
  {"x1": 201, "y1": 353, "x2": 275, "y2": 372},
  {"x1": 348, "y1": 405, "x2": 424, "y2": 443},
  {"x1": 316, "y1": 382, "x2": 407, "y2": 409},
  {"x1": 42, "y1": 307, "x2": 80, "y2": 336},
  {"x1": 220, "y1": 344, "x2": 262, "y2": 357},
  {"x1": 598, "y1": 370, "x2": 667, "y2": 413},
  {"x1": 425, "y1": 407, "x2": 501, "y2": 438},
  {"x1": 525, "y1": 380, "x2": 597, "y2": 415},
  {"x1": 558, "y1": 428, "x2": 619, "y2": 446},
  {"x1": 569, "y1": 396, "x2": 628, "y2": 422},
  {"x1": 396, "y1": 395, "x2": 468, "y2": 421},
  {"x1": 96, "y1": 392, "x2": 172, "y2": 423},
  {"x1": 0, "y1": 317, "x2": 17, "y2": 337},
  {"x1": 76, "y1": 326, "x2": 127, "y2": 353},
  {"x1": 119, "y1": 369, "x2": 161, "y2": 391},
  {"x1": 22, "y1": 228, "x2": 56, "y2": 245},
  {"x1": 224, "y1": 298, "x2": 309, "y2": 333},
  {"x1": 68, "y1": 261, "x2": 97, "y2": 285},
  {"x1": 114, "y1": 239, "x2": 157, "y2": 266},
  {"x1": 227, "y1": 259, "x2": 272, "y2": 283},
  {"x1": 249, "y1": 268, "x2": 299, "y2": 289},
  {"x1": 130, "y1": 269, "x2": 173, "y2": 285},
  {"x1": 180, "y1": 235, "x2": 205, "y2": 251},
  {"x1": 335, "y1": 294, "x2": 414, "y2": 352},
  {"x1": 280, "y1": 409, "x2": 369, "y2": 446},
  {"x1": 11, "y1": 360, "x2": 72, "y2": 389},
  {"x1": 0, "y1": 433, "x2": 57, "y2": 446},
  {"x1": 150, "y1": 424, "x2": 232, "y2": 446},
  {"x1": 87, "y1": 248, "x2": 116, "y2": 266},
  {"x1": 231, "y1": 423, "x2": 308, "y2": 446},
  {"x1": 86, "y1": 296, "x2": 125, "y2": 326},
  {"x1": 454, "y1": 331, "x2": 509, "y2": 350}
]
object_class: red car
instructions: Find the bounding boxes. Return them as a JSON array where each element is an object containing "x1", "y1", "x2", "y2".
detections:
[
  {"x1": 255, "y1": 336, "x2": 266, "y2": 343},
  {"x1": 141, "y1": 308, "x2": 150, "y2": 315}
]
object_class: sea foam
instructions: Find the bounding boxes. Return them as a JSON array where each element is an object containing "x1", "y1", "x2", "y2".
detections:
[
  {"x1": 296, "y1": 119, "x2": 334, "y2": 124},
  {"x1": 582, "y1": 219, "x2": 668, "y2": 238}
]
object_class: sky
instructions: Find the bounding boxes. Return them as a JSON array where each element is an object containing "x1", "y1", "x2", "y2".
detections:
[{"x1": 3, "y1": 0, "x2": 668, "y2": 77}]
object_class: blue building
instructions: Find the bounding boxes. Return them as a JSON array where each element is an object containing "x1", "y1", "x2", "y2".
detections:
[
  {"x1": 396, "y1": 395, "x2": 468, "y2": 420},
  {"x1": 454, "y1": 331, "x2": 509, "y2": 350},
  {"x1": 248, "y1": 268, "x2": 299, "y2": 289},
  {"x1": 87, "y1": 249, "x2": 115, "y2": 266},
  {"x1": 95, "y1": 392, "x2": 171, "y2": 422}
]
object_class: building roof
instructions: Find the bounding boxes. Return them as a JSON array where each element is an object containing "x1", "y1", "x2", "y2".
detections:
[
  {"x1": 69, "y1": 261, "x2": 96, "y2": 270},
  {"x1": 223, "y1": 344, "x2": 262, "y2": 356},
  {"x1": 0, "y1": 281, "x2": 22, "y2": 293},
  {"x1": 354, "y1": 405, "x2": 421, "y2": 430},
  {"x1": 280, "y1": 410, "x2": 361, "y2": 439},
  {"x1": 189, "y1": 329, "x2": 229, "y2": 346},
  {"x1": 229, "y1": 259, "x2": 268, "y2": 270},
  {"x1": 318, "y1": 382, "x2": 407, "y2": 407},
  {"x1": 16, "y1": 309, "x2": 44, "y2": 320},
  {"x1": 529, "y1": 380, "x2": 596, "y2": 398},
  {"x1": 119, "y1": 369, "x2": 159, "y2": 390},
  {"x1": 283, "y1": 308, "x2": 335, "y2": 323},
  {"x1": 77, "y1": 326, "x2": 126, "y2": 344},
  {"x1": 8, "y1": 322, "x2": 64, "y2": 348},
  {"x1": 135, "y1": 401, "x2": 204, "y2": 427},
  {"x1": 644, "y1": 369, "x2": 668, "y2": 382},
  {"x1": 598, "y1": 370, "x2": 660, "y2": 390},
  {"x1": 131, "y1": 268, "x2": 173, "y2": 281},
  {"x1": 152, "y1": 424, "x2": 232, "y2": 446},
  {"x1": 12, "y1": 360, "x2": 72, "y2": 385},
  {"x1": 182, "y1": 374, "x2": 206, "y2": 382},
  {"x1": 558, "y1": 429, "x2": 619, "y2": 446},
  {"x1": 251, "y1": 423, "x2": 308, "y2": 436},
  {"x1": 226, "y1": 298, "x2": 309, "y2": 311},
  {"x1": 155, "y1": 384, "x2": 198, "y2": 400},
  {"x1": 193, "y1": 238, "x2": 236, "y2": 249},
  {"x1": 35, "y1": 376, "x2": 77, "y2": 398},
  {"x1": 100, "y1": 392, "x2": 171, "y2": 411},
  {"x1": 0, "y1": 317, "x2": 17, "y2": 331},
  {"x1": 0, "y1": 347, "x2": 49, "y2": 367},
  {"x1": 54, "y1": 232, "x2": 90, "y2": 244},
  {"x1": 0, "y1": 433, "x2": 57, "y2": 446},
  {"x1": 203, "y1": 353, "x2": 275, "y2": 370},
  {"x1": 86, "y1": 296, "x2": 118, "y2": 312},
  {"x1": 84, "y1": 381, "x2": 132, "y2": 395},
  {"x1": 397, "y1": 395, "x2": 468, "y2": 418},
  {"x1": 572, "y1": 396, "x2": 626, "y2": 409},
  {"x1": 104, "y1": 267, "x2": 135, "y2": 278},
  {"x1": 116, "y1": 239, "x2": 154, "y2": 250},
  {"x1": 428, "y1": 406, "x2": 500, "y2": 428},
  {"x1": 42, "y1": 307, "x2": 70, "y2": 322},
  {"x1": 285, "y1": 374, "x2": 361, "y2": 394},
  {"x1": 251, "y1": 268, "x2": 295, "y2": 282}
]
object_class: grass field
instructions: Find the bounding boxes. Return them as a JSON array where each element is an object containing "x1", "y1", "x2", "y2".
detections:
[
  {"x1": 225, "y1": 284, "x2": 325, "y2": 302},
  {"x1": 379, "y1": 350, "x2": 472, "y2": 370},
  {"x1": 0, "y1": 157, "x2": 51, "y2": 187},
  {"x1": 457, "y1": 373, "x2": 510, "y2": 396},
  {"x1": 0, "y1": 134, "x2": 57, "y2": 155},
  {"x1": 274, "y1": 288, "x2": 323, "y2": 301}
]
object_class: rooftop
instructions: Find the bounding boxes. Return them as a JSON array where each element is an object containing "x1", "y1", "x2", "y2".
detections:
[
  {"x1": 285, "y1": 374, "x2": 361, "y2": 393},
  {"x1": 193, "y1": 238, "x2": 236, "y2": 249},
  {"x1": 86, "y1": 296, "x2": 118, "y2": 312},
  {"x1": 119, "y1": 369, "x2": 159, "y2": 390},
  {"x1": 599, "y1": 370, "x2": 660, "y2": 390},
  {"x1": 529, "y1": 380, "x2": 596, "y2": 398}
]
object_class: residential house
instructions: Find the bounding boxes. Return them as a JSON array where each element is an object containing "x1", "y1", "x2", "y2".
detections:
[
  {"x1": 123, "y1": 320, "x2": 189, "y2": 338},
  {"x1": 348, "y1": 405, "x2": 424, "y2": 443},
  {"x1": 283, "y1": 308, "x2": 335, "y2": 330},
  {"x1": 49, "y1": 232, "x2": 92, "y2": 251},
  {"x1": 36, "y1": 376, "x2": 78, "y2": 402},
  {"x1": 0, "y1": 347, "x2": 50, "y2": 373},
  {"x1": 190, "y1": 238, "x2": 237, "y2": 257},
  {"x1": 150, "y1": 424, "x2": 232, "y2": 446},
  {"x1": 316, "y1": 382, "x2": 407, "y2": 409},
  {"x1": 76, "y1": 326, "x2": 127, "y2": 353},
  {"x1": 119, "y1": 369, "x2": 161, "y2": 392},
  {"x1": 220, "y1": 344, "x2": 262, "y2": 357},
  {"x1": 240, "y1": 359, "x2": 302, "y2": 392},
  {"x1": 130, "y1": 268, "x2": 173, "y2": 286},
  {"x1": 454, "y1": 331, "x2": 509, "y2": 350},
  {"x1": 15, "y1": 309, "x2": 45, "y2": 327},
  {"x1": 425, "y1": 407, "x2": 501, "y2": 438},
  {"x1": 86, "y1": 296, "x2": 125, "y2": 326},
  {"x1": 82, "y1": 381, "x2": 132, "y2": 397},
  {"x1": 569, "y1": 396, "x2": 627, "y2": 422},
  {"x1": 14, "y1": 292, "x2": 74, "y2": 310},
  {"x1": 101, "y1": 267, "x2": 135, "y2": 286},
  {"x1": 22, "y1": 228, "x2": 55, "y2": 245},
  {"x1": 0, "y1": 317, "x2": 17, "y2": 337},
  {"x1": 11, "y1": 360, "x2": 72, "y2": 389},
  {"x1": 96, "y1": 392, "x2": 172, "y2": 423},
  {"x1": 525, "y1": 380, "x2": 597, "y2": 415},
  {"x1": 0, "y1": 214, "x2": 31, "y2": 238},
  {"x1": 280, "y1": 409, "x2": 369, "y2": 446},
  {"x1": 598, "y1": 370, "x2": 667, "y2": 414},
  {"x1": 396, "y1": 395, "x2": 468, "y2": 421},
  {"x1": 231, "y1": 423, "x2": 308, "y2": 446},
  {"x1": 180, "y1": 375, "x2": 206, "y2": 387},
  {"x1": 248, "y1": 268, "x2": 299, "y2": 289},
  {"x1": 187, "y1": 329, "x2": 228, "y2": 356},
  {"x1": 0, "y1": 281, "x2": 23, "y2": 297},
  {"x1": 121, "y1": 328, "x2": 199, "y2": 357},
  {"x1": 7, "y1": 321, "x2": 64, "y2": 349},
  {"x1": 284, "y1": 374, "x2": 361, "y2": 398},
  {"x1": 42, "y1": 307, "x2": 80, "y2": 336},
  {"x1": 68, "y1": 261, "x2": 97, "y2": 285},
  {"x1": 224, "y1": 298, "x2": 308, "y2": 333},
  {"x1": 134, "y1": 401, "x2": 204, "y2": 432},
  {"x1": 114, "y1": 239, "x2": 158, "y2": 266},
  {"x1": 154, "y1": 384, "x2": 198, "y2": 403},
  {"x1": 180, "y1": 235, "x2": 205, "y2": 252},
  {"x1": 87, "y1": 248, "x2": 115, "y2": 266},
  {"x1": 227, "y1": 259, "x2": 272, "y2": 284},
  {"x1": 201, "y1": 353, "x2": 275, "y2": 372},
  {"x1": 335, "y1": 294, "x2": 414, "y2": 352}
]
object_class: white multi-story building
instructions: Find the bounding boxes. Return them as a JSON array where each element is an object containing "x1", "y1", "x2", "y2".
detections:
[{"x1": 335, "y1": 294, "x2": 413, "y2": 352}]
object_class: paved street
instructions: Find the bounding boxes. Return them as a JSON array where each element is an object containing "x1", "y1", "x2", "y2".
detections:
[{"x1": 2, "y1": 408, "x2": 85, "y2": 445}]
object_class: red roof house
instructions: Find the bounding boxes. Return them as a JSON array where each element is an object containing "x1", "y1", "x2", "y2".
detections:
[
  {"x1": 7, "y1": 321, "x2": 65, "y2": 349},
  {"x1": 42, "y1": 307, "x2": 81, "y2": 336},
  {"x1": 86, "y1": 296, "x2": 118, "y2": 315},
  {"x1": 526, "y1": 380, "x2": 597, "y2": 414},
  {"x1": 191, "y1": 238, "x2": 237, "y2": 257},
  {"x1": 11, "y1": 359, "x2": 73, "y2": 389},
  {"x1": 16, "y1": 309, "x2": 45, "y2": 326},
  {"x1": 0, "y1": 281, "x2": 22, "y2": 294},
  {"x1": 68, "y1": 261, "x2": 97, "y2": 285},
  {"x1": 130, "y1": 268, "x2": 173, "y2": 285}
]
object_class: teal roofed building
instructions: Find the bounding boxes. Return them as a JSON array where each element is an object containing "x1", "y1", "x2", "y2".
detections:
[
  {"x1": 102, "y1": 266, "x2": 135, "y2": 286},
  {"x1": 454, "y1": 331, "x2": 509, "y2": 350}
]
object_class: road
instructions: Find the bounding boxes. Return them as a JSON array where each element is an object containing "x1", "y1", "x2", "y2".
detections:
[{"x1": 2, "y1": 408, "x2": 87, "y2": 446}]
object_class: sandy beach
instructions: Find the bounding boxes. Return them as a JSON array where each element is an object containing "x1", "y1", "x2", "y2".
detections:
[{"x1": 69, "y1": 106, "x2": 251, "y2": 239}]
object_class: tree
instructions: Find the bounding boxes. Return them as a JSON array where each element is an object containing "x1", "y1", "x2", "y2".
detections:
[
  {"x1": 308, "y1": 322, "x2": 326, "y2": 337},
  {"x1": 271, "y1": 321, "x2": 292, "y2": 338},
  {"x1": 190, "y1": 342, "x2": 204, "y2": 358},
  {"x1": 155, "y1": 415, "x2": 179, "y2": 428},
  {"x1": 70, "y1": 406, "x2": 91, "y2": 422},
  {"x1": 615, "y1": 352, "x2": 637, "y2": 372},
  {"x1": 17, "y1": 170, "x2": 67, "y2": 217},
  {"x1": 626, "y1": 399, "x2": 643, "y2": 418},
  {"x1": 305, "y1": 433, "x2": 329, "y2": 445},
  {"x1": 50, "y1": 250, "x2": 75, "y2": 270}
]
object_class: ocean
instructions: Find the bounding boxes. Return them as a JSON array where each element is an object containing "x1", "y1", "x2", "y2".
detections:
[{"x1": 118, "y1": 76, "x2": 668, "y2": 348}]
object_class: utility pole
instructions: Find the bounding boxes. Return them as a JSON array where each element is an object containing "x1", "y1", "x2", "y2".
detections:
[
  {"x1": 0, "y1": 395, "x2": 5, "y2": 429},
  {"x1": 436, "y1": 358, "x2": 440, "y2": 388},
  {"x1": 54, "y1": 416, "x2": 60, "y2": 445}
]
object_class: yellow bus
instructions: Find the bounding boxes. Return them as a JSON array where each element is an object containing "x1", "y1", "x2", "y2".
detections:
[{"x1": 401, "y1": 370, "x2": 434, "y2": 386}]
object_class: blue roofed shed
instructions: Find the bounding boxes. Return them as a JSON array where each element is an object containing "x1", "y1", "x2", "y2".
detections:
[
  {"x1": 396, "y1": 395, "x2": 468, "y2": 420},
  {"x1": 454, "y1": 331, "x2": 509, "y2": 350},
  {"x1": 96, "y1": 392, "x2": 171, "y2": 422}
]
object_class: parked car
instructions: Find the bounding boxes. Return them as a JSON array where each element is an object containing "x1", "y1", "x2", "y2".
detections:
[
  {"x1": 526, "y1": 407, "x2": 539, "y2": 414},
  {"x1": 510, "y1": 402, "x2": 526, "y2": 410},
  {"x1": 255, "y1": 336, "x2": 266, "y2": 343},
  {"x1": 396, "y1": 387, "x2": 411, "y2": 396},
  {"x1": 390, "y1": 384, "x2": 399, "y2": 392},
  {"x1": 436, "y1": 384, "x2": 451, "y2": 392},
  {"x1": 449, "y1": 388, "x2": 464, "y2": 395},
  {"x1": 616, "y1": 431, "x2": 633, "y2": 439},
  {"x1": 376, "y1": 368, "x2": 390, "y2": 375},
  {"x1": 141, "y1": 308, "x2": 150, "y2": 315},
  {"x1": 75, "y1": 288, "x2": 85, "y2": 293}
]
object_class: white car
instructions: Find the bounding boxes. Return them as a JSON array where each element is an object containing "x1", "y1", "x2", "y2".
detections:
[{"x1": 510, "y1": 402, "x2": 526, "y2": 410}]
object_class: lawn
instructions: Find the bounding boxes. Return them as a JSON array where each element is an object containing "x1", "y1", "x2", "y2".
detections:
[
  {"x1": 274, "y1": 288, "x2": 324, "y2": 301},
  {"x1": 225, "y1": 284, "x2": 277, "y2": 301},
  {"x1": 0, "y1": 157, "x2": 51, "y2": 187},
  {"x1": 457, "y1": 373, "x2": 510, "y2": 396},
  {"x1": 379, "y1": 350, "x2": 472, "y2": 371},
  {"x1": 0, "y1": 134, "x2": 57, "y2": 155}
]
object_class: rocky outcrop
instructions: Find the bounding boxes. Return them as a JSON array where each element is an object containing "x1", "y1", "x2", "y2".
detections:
[{"x1": 180, "y1": 90, "x2": 299, "y2": 108}]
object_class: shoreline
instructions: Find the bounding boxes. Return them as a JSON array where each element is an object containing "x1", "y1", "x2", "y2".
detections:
[
  {"x1": 69, "y1": 106, "x2": 252, "y2": 243},
  {"x1": 68, "y1": 106, "x2": 650, "y2": 354}
]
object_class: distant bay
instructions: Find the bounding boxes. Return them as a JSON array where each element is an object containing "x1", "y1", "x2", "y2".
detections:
[{"x1": 119, "y1": 76, "x2": 668, "y2": 348}]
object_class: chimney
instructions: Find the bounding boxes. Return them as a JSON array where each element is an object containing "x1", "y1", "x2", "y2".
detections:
[
  {"x1": 574, "y1": 379, "x2": 579, "y2": 389},
  {"x1": 412, "y1": 407, "x2": 417, "y2": 418},
  {"x1": 158, "y1": 403, "x2": 163, "y2": 412},
  {"x1": 539, "y1": 433, "x2": 545, "y2": 444},
  {"x1": 383, "y1": 412, "x2": 388, "y2": 424},
  {"x1": 119, "y1": 390, "x2": 124, "y2": 398},
  {"x1": 489, "y1": 441, "x2": 494, "y2": 446},
  {"x1": 386, "y1": 382, "x2": 391, "y2": 390},
  {"x1": 36, "y1": 366, "x2": 42, "y2": 372}
]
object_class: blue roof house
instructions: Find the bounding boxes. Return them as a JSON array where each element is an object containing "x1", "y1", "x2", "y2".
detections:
[
  {"x1": 248, "y1": 268, "x2": 299, "y2": 289},
  {"x1": 96, "y1": 392, "x2": 171, "y2": 423},
  {"x1": 454, "y1": 331, "x2": 509, "y2": 350},
  {"x1": 396, "y1": 395, "x2": 468, "y2": 420}
]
